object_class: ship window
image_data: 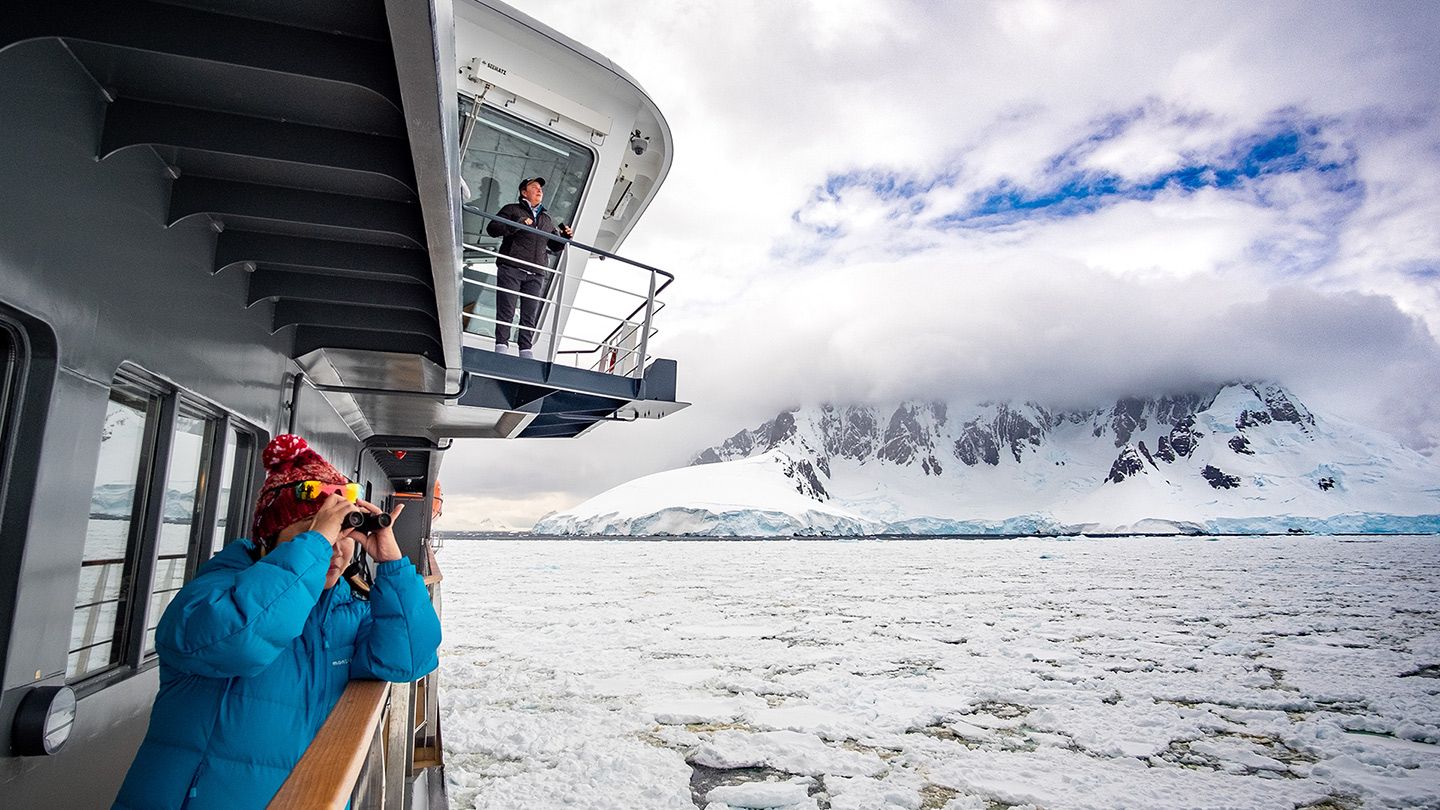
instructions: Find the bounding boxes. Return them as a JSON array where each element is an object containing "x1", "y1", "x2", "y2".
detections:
[
  {"x1": 208, "y1": 424, "x2": 257, "y2": 558},
  {"x1": 0, "y1": 327, "x2": 17, "y2": 464},
  {"x1": 69, "y1": 388, "x2": 156, "y2": 681},
  {"x1": 208, "y1": 424, "x2": 240, "y2": 556},
  {"x1": 0, "y1": 311, "x2": 54, "y2": 696},
  {"x1": 458, "y1": 96, "x2": 594, "y2": 338},
  {"x1": 69, "y1": 369, "x2": 262, "y2": 685}
]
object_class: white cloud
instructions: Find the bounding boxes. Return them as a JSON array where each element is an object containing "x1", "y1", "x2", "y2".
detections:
[{"x1": 1042, "y1": 192, "x2": 1278, "y2": 279}]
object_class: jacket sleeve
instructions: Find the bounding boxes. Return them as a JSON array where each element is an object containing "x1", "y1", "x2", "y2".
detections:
[
  {"x1": 350, "y1": 558, "x2": 442, "y2": 682},
  {"x1": 486, "y1": 205, "x2": 518, "y2": 238},
  {"x1": 155, "y1": 533, "x2": 332, "y2": 679}
]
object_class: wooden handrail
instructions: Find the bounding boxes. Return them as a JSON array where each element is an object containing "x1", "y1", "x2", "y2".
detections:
[
  {"x1": 267, "y1": 679, "x2": 390, "y2": 810},
  {"x1": 424, "y1": 547, "x2": 443, "y2": 587}
]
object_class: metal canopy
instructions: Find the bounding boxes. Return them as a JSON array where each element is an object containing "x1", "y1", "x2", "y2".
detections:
[
  {"x1": 1, "y1": 0, "x2": 450, "y2": 368},
  {"x1": 363, "y1": 436, "x2": 438, "y2": 493}
]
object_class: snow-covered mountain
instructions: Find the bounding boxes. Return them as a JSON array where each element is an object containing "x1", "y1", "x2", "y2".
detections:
[{"x1": 535, "y1": 383, "x2": 1440, "y2": 536}]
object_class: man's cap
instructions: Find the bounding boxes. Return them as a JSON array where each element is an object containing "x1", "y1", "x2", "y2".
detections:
[{"x1": 519, "y1": 176, "x2": 545, "y2": 191}]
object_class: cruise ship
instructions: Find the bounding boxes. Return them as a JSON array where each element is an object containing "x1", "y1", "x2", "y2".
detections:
[{"x1": 0, "y1": 1, "x2": 684, "y2": 807}]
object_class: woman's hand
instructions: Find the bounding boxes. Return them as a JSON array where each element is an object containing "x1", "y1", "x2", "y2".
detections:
[
  {"x1": 350, "y1": 499, "x2": 405, "y2": 563},
  {"x1": 305, "y1": 493, "x2": 358, "y2": 545}
]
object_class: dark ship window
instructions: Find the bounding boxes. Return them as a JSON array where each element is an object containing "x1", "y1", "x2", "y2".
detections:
[
  {"x1": 70, "y1": 385, "x2": 158, "y2": 682},
  {"x1": 139, "y1": 403, "x2": 260, "y2": 658},
  {"x1": 69, "y1": 368, "x2": 260, "y2": 688},
  {"x1": 208, "y1": 425, "x2": 258, "y2": 558},
  {"x1": 0, "y1": 327, "x2": 16, "y2": 463}
]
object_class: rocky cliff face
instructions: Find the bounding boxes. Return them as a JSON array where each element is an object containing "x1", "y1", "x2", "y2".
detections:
[
  {"x1": 691, "y1": 383, "x2": 1370, "y2": 503},
  {"x1": 539, "y1": 382, "x2": 1440, "y2": 536}
]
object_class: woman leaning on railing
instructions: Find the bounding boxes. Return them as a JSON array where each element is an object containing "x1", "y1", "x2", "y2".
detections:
[{"x1": 109, "y1": 435, "x2": 442, "y2": 810}]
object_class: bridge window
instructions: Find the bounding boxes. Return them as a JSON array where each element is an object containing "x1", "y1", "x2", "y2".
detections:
[{"x1": 457, "y1": 97, "x2": 594, "y2": 338}]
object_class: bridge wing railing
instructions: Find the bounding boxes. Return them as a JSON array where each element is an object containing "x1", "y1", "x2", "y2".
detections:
[{"x1": 461, "y1": 205, "x2": 674, "y2": 378}]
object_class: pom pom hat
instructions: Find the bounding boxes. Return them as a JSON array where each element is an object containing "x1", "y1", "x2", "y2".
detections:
[{"x1": 252, "y1": 434, "x2": 349, "y2": 546}]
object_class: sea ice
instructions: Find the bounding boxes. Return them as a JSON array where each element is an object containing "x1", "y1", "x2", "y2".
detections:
[
  {"x1": 705, "y1": 775, "x2": 816, "y2": 808},
  {"x1": 690, "y1": 729, "x2": 885, "y2": 777},
  {"x1": 438, "y1": 536, "x2": 1440, "y2": 809}
]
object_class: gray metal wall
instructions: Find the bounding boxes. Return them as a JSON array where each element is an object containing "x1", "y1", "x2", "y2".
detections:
[{"x1": 0, "y1": 39, "x2": 392, "y2": 807}]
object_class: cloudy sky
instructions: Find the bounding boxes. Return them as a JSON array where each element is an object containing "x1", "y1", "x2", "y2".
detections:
[{"x1": 437, "y1": 0, "x2": 1440, "y2": 529}]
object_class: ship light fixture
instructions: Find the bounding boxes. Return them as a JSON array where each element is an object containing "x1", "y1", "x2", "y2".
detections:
[{"x1": 12, "y1": 685, "x2": 77, "y2": 756}]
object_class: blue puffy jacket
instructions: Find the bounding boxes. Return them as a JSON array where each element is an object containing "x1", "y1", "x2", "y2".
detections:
[{"x1": 111, "y1": 532, "x2": 442, "y2": 810}]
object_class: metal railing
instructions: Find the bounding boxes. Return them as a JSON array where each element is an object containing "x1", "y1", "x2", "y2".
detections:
[
  {"x1": 460, "y1": 205, "x2": 674, "y2": 378},
  {"x1": 69, "y1": 557, "x2": 125, "y2": 677}
]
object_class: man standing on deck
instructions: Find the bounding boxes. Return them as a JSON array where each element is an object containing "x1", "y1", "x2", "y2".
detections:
[{"x1": 486, "y1": 176, "x2": 573, "y2": 360}]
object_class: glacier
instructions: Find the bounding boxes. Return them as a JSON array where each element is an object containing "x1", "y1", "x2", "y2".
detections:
[{"x1": 534, "y1": 383, "x2": 1440, "y2": 536}]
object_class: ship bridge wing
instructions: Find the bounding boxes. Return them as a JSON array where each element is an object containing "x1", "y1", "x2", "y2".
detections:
[{"x1": 3, "y1": 0, "x2": 684, "y2": 443}]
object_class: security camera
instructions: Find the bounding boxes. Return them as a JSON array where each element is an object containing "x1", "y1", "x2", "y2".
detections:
[{"x1": 629, "y1": 131, "x2": 648, "y2": 156}]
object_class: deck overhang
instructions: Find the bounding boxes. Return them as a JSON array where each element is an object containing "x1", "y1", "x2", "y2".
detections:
[
  {"x1": 1, "y1": 0, "x2": 462, "y2": 371},
  {"x1": 300, "y1": 347, "x2": 687, "y2": 441},
  {"x1": 456, "y1": 348, "x2": 686, "y2": 438}
]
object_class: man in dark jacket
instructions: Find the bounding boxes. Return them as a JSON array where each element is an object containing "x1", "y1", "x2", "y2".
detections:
[
  {"x1": 485, "y1": 176, "x2": 573, "y2": 359},
  {"x1": 111, "y1": 434, "x2": 442, "y2": 810}
]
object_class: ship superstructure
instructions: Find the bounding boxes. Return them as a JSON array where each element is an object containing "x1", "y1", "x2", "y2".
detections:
[{"x1": 0, "y1": 1, "x2": 682, "y2": 807}]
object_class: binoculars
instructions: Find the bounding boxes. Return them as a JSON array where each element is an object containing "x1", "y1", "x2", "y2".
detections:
[{"x1": 344, "y1": 511, "x2": 392, "y2": 533}]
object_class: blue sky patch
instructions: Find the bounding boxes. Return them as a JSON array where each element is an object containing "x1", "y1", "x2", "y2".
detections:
[
  {"x1": 801, "y1": 111, "x2": 1360, "y2": 239},
  {"x1": 946, "y1": 118, "x2": 1356, "y2": 228},
  {"x1": 784, "y1": 110, "x2": 1370, "y2": 277}
]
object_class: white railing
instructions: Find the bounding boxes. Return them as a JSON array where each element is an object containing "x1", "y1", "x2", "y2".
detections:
[{"x1": 460, "y1": 205, "x2": 673, "y2": 378}]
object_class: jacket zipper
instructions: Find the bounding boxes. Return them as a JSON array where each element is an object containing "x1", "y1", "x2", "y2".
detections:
[{"x1": 179, "y1": 677, "x2": 234, "y2": 809}]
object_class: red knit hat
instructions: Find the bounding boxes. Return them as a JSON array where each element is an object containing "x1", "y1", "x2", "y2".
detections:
[{"x1": 252, "y1": 434, "x2": 350, "y2": 545}]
